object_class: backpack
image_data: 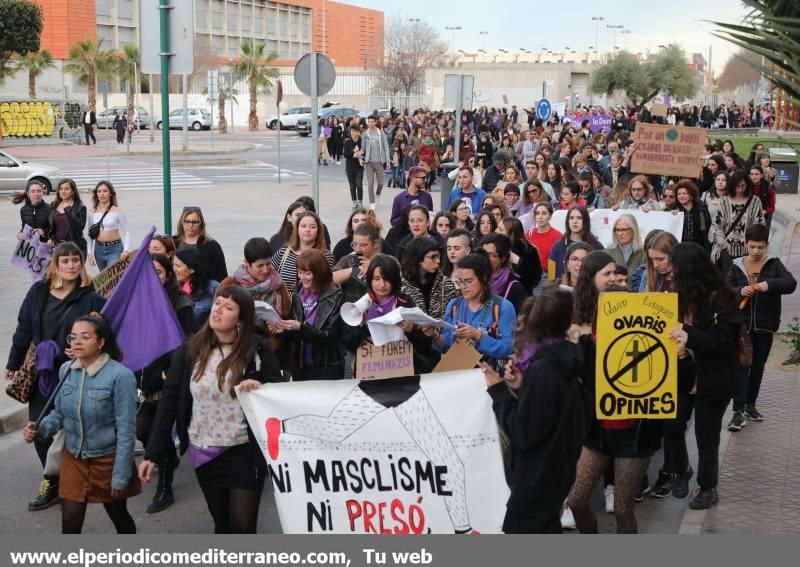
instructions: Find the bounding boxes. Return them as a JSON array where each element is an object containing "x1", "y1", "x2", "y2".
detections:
[{"x1": 450, "y1": 295, "x2": 503, "y2": 339}]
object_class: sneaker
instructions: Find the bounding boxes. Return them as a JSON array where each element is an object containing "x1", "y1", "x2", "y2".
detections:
[
  {"x1": 745, "y1": 404, "x2": 764, "y2": 422},
  {"x1": 560, "y1": 507, "x2": 576, "y2": 530},
  {"x1": 650, "y1": 471, "x2": 674, "y2": 499},
  {"x1": 634, "y1": 474, "x2": 651, "y2": 503},
  {"x1": 728, "y1": 411, "x2": 747, "y2": 432},
  {"x1": 28, "y1": 479, "x2": 60, "y2": 511},
  {"x1": 336, "y1": 161, "x2": 342, "y2": 165},
  {"x1": 672, "y1": 467, "x2": 693, "y2": 499},
  {"x1": 689, "y1": 487, "x2": 718, "y2": 510},
  {"x1": 604, "y1": 485, "x2": 614, "y2": 513},
  {"x1": 369, "y1": 202, "x2": 377, "y2": 211}
]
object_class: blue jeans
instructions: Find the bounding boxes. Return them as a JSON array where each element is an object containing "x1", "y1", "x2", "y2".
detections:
[{"x1": 94, "y1": 239, "x2": 123, "y2": 270}]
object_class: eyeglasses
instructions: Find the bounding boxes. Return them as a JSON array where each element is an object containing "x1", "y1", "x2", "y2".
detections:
[
  {"x1": 615, "y1": 227, "x2": 633, "y2": 233},
  {"x1": 66, "y1": 332, "x2": 96, "y2": 345},
  {"x1": 424, "y1": 253, "x2": 441, "y2": 262},
  {"x1": 453, "y1": 277, "x2": 477, "y2": 287},
  {"x1": 568, "y1": 256, "x2": 585, "y2": 264},
  {"x1": 183, "y1": 219, "x2": 201, "y2": 225},
  {"x1": 630, "y1": 186, "x2": 645, "y2": 191},
  {"x1": 414, "y1": 176, "x2": 426, "y2": 180},
  {"x1": 350, "y1": 241, "x2": 371, "y2": 250}
]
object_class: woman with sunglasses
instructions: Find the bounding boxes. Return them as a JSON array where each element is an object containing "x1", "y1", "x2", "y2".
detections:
[
  {"x1": 6, "y1": 242, "x2": 105, "y2": 513},
  {"x1": 518, "y1": 178, "x2": 549, "y2": 217},
  {"x1": 87, "y1": 181, "x2": 130, "y2": 270},
  {"x1": 140, "y1": 286, "x2": 283, "y2": 533},
  {"x1": 24, "y1": 313, "x2": 139, "y2": 533},
  {"x1": 47, "y1": 179, "x2": 87, "y2": 256},
  {"x1": 174, "y1": 207, "x2": 228, "y2": 283}
]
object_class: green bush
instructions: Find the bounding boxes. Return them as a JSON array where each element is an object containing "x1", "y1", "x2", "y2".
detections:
[{"x1": 784, "y1": 316, "x2": 800, "y2": 365}]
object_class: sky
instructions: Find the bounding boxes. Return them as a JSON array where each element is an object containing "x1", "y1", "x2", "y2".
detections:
[{"x1": 353, "y1": 0, "x2": 751, "y2": 74}]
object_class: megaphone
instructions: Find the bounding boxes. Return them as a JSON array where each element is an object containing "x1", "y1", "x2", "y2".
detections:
[{"x1": 341, "y1": 294, "x2": 372, "y2": 326}]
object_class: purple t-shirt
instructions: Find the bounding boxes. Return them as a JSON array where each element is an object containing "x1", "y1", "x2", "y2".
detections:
[
  {"x1": 390, "y1": 190, "x2": 434, "y2": 226},
  {"x1": 299, "y1": 287, "x2": 320, "y2": 366}
]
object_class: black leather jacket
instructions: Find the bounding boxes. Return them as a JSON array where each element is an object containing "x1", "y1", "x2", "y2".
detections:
[
  {"x1": 288, "y1": 286, "x2": 346, "y2": 369},
  {"x1": 48, "y1": 202, "x2": 87, "y2": 253}
]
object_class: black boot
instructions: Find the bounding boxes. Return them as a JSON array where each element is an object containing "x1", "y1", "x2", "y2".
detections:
[
  {"x1": 147, "y1": 453, "x2": 175, "y2": 513},
  {"x1": 29, "y1": 476, "x2": 60, "y2": 511}
]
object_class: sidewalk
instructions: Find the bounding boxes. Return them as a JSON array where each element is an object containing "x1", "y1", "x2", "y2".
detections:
[{"x1": 688, "y1": 194, "x2": 800, "y2": 534}]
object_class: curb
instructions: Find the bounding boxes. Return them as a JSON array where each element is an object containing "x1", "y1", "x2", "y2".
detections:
[
  {"x1": 171, "y1": 158, "x2": 248, "y2": 166},
  {"x1": 0, "y1": 404, "x2": 27, "y2": 435},
  {"x1": 0, "y1": 143, "x2": 256, "y2": 158}
]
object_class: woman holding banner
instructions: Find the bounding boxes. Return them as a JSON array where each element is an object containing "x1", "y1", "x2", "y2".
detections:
[
  {"x1": 567, "y1": 253, "x2": 660, "y2": 534},
  {"x1": 668, "y1": 243, "x2": 740, "y2": 511},
  {"x1": 13, "y1": 180, "x2": 50, "y2": 239},
  {"x1": 482, "y1": 285, "x2": 586, "y2": 533},
  {"x1": 606, "y1": 214, "x2": 646, "y2": 274},
  {"x1": 140, "y1": 286, "x2": 283, "y2": 533},
  {"x1": 6, "y1": 242, "x2": 105, "y2": 513}
]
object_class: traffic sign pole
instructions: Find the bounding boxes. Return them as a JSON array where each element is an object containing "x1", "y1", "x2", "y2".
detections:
[
  {"x1": 310, "y1": 54, "x2": 319, "y2": 211},
  {"x1": 159, "y1": 0, "x2": 173, "y2": 234}
]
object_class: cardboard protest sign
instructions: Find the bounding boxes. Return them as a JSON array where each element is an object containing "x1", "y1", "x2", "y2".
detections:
[
  {"x1": 651, "y1": 103, "x2": 668, "y2": 117},
  {"x1": 550, "y1": 209, "x2": 684, "y2": 248},
  {"x1": 630, "y1": 123, "x2": 706, "y2": 178},
  {"x1": 595, "y1": 292, "x2": 678, "y2": 419},
  {"x1": 433, "y1": 340, "x2": 482, "y2": 373},
  {"x1": 238, "y1": 369, "x2": 509, "y2": 533},
  {"x1": 10, "y1": 225, "x2": 52, "y2": 282},
  {"x1": 356, "y1": 339, "x2": 414, "y2": 380},
  {"x1": 92, "y1": 251, "x2": 134, "y2": 298}
]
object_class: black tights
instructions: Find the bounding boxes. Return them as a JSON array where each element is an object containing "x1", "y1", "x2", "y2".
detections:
[
  {"x1": 198, "y1": 483, "x2": 263, "y2": 534},
  {"x1": 61, "y1": 499, "x2": 136, "y2": 534}
]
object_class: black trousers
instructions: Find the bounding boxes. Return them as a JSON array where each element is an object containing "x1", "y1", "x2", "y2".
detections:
[
  {"x1": 734, "y1": 330, "x2": 773, "y2": 411},
  {"x1": 84, "y1": 124, "x2": 96, "y2": 144},
  {"x1": 662, "y1": 392, "x2": 694, "y2": 474},
  {"x1": 694, "y1": 397, "x2": 729, "y2": 490},
  {"x1": 29, "y1": 388, "x2": 55, "y2": 473},
  {"x1": 346, "y1": 166, "x2": 364, "y2": 201},
  {"x1": 503, "y1": 502, "x2": 563, "y2": 534}
]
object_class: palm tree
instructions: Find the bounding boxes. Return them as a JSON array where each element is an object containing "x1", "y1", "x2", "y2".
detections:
[
  {"x1": 203, "y1": 77, "x2": 239, "y2": 134},
  {"x1": 16, "y1": 50, "x2": 55, "y2": 98},
  {"x1": 65, "y1": 38, "x2": 116, "y2": 111},
  {"x1": 712, "y1": 1, "x2": 800, "y2": 103},
  {"x1": 232, "y1": 40, "x2": 279, "y2": 130},
  {"x1": 115, "y1": 44, "x2": 142, "y2": 131}
]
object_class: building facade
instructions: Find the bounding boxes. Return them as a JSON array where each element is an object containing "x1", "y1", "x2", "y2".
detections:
[{"x1": 32, "y1": 0, "x2": 383, "y2": 68}]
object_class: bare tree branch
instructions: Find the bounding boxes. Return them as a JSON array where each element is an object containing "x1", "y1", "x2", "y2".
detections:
[{"x1": 378, "y1": 18, "x2": 447, "y2": 96}]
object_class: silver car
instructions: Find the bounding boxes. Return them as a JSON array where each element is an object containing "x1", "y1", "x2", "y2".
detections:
[
  {"x1": 96, "y1": 106, "x2": 151, "y2": 129},
  {"x1": 156, "y1": 108, "x2": 213, "y2": 130},
  {"x1": 0, "y1": 150, "x2": 63, "y2": 194}
]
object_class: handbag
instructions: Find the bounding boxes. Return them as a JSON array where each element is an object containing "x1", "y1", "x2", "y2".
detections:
[
  {"x1": 88, "y1": 207, "x2": 111, "y2": 241},
  {"x1": 736, "y1": 323, "x2": 753, "y2": 367},
  {"x1": 5, "y1": 343, "x2": 37, "y2": 404}
]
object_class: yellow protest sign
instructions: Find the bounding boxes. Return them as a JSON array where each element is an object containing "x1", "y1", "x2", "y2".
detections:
[{"x1": 595, "y1": 292, "x2": 678, "y2": 419}]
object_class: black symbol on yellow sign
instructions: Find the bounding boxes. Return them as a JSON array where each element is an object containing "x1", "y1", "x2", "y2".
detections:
[{"x1": 602, "y1": 331, "x2": 668, "y2": 399}]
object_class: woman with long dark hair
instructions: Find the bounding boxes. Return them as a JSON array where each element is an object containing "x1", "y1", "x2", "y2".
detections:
[
  {"x1": 24, "y1": 313, "x2": 138, "y2": 533},
  {"x1": 473, "y1": 209, "x2": 498, "y2": 240},
  {"x1": 174, "y1": 247, "x2": 220, "y2": 327},
  {"x1": 480, "y1": 233, "x2": 530, "y2": 315},
  {"x1": 88, "y1": 181, "x2": 130, "y2": 270},
  {"x1": 140, "y1": 286, "x2": 283, "y2": 533},
  {"x1": 47, "y1": 178, "x2": 87, "y2": 255},
  {"x1": 137, "y1": 253, "x2": 197, "y2": 513},
  {"x1": 668, "y1": 243, "x2": 740, "y2": 510},
  {"x1": 12, "y1": 180, "x2": 50, "y2": 240},
  {"x1": 482, "y1": 285, "x2": 586, "y2": 533},
  {"x1": 269, "y1": 201, "x2": 308, "y2": 253},
  {"x1": 6, "y1": 243, "x2": 105, "y2": 512},
  {"x1": 174, "y1": 206, "x2": 228, "y2": 283},
  {"x1": 547, "y1": 206, "x2": 603, "y2": 281},
  {"x1": 497, "y1": 216, "x2": 542, "y2": 292},
  {"x1": 710, "y1": 169, "x2": 765, "y2": 274}
]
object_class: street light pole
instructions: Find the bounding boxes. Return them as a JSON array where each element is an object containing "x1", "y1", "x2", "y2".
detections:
[
  {"x1": 592, "y1": 16, "x2": 604, "y2": 58},
  {"x1": 607, "y1": 24, "x2": 623, "y2": 50},
  {"x1": 445, "y1": 26, "x2": 462, "y2": 65},
  {"x1": 621, "y1": 29, "x2": 631, "y2": 51},
  {"x1": 479, "y1": 31, "x2": 488, "y2": 51}
]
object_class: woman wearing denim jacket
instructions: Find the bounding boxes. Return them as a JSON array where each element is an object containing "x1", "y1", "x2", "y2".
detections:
[{"x1": 23, "y1": 313, "x2": 139, "y2": 533}]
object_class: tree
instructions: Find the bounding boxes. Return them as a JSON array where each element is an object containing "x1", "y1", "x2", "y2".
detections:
[
  {"x1": 203, "y1": 78, "x2": 238, "y2": 134},
  {"x1": 15, "y1": 49, "x2": 55, "y2": 98},
  {"x1": 0, "y1": 0, "x2": 43, "y2": 86},
  {"x1": 380, "y1": 18, "x2": 448, "y2": 97},
  {"x1": 590, "y1": 45, "x2": 700, "y2": 111},
  {"x1": 115, "y1": 44, "x2": 141, "y2": 133},
  {"x1": 65, "y1": 38, "x2": 116, "y2": 111},
  {"x1": 717, "y1": 49, "x2": 763, "y2": 91},
  {"x1": 232, "y1": 39, "x2": 279, "y2": 131},
  {"x1": 712, "y1": 0, "x2": 800, "y2": 103}
]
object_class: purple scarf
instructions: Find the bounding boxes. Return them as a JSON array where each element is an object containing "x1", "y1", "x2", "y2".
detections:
[
  {"x1": 489, "y1": 267, "x2": 513, "y2": 298},
  {"x1": 367, "y1": 294, "x2": 397, "y2": 321},
  {"x1": 35, "y1": 340, "x2": 61, "y2": 398},
  {"x1": 298, "y1": 287, "x2": 320, "y2": 366},
  {"x1": 516, "y1": 338, "x2": 559, "y2": 373}
]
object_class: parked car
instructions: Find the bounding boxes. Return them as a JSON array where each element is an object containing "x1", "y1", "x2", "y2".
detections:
[
  {"x1": 0, "y1": 150, "x2": 63, "y2": 195},
  {"x1": 296, "y1": 106, "x2": 360, "y2": 137},
  {"x1": 266, "y1": 106, "x2": 311, "y2": 130},
  {"x1": 156, "y1": 108, "x2": 213, "y2": 130},
  {"x1": 97, "y1": 106, "x2": 151, "y2": 129}
]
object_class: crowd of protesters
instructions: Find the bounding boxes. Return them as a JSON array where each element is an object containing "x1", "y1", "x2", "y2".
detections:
[{"x1": 5, "y1": 98, "x2": 796, "y2": 534}]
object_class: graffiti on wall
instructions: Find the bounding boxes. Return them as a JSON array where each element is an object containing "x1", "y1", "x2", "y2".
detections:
[{"x1": 0, "y1": 100, "x2": 84, "y2": 143}]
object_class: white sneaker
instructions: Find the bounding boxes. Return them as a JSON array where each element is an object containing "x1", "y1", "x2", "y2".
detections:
[
  {"x1": 560, "y1": 507, "x2": 576, "y2": 530},
  {"x1": 369, "y1": 202, "x2": 377, "y2": 211},
  {"x1": 604, "y1": 485, "x2": 615, "y2": 514}
]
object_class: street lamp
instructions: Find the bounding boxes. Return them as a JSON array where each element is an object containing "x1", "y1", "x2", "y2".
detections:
[
  {"x1": 479, "y1": 31, "x2": 489, "y2": 51},
  {"x1": 592, "y1": 16, "x2": 604, "y2": 56},
  {"x1": 607, "y1": 24, "x2": 624, "y2": 49},
  {"x1": 408, "y1": 18, "x2": 421, "y2": 23},
  {"x1": 444, "y1": 26, "x2": 462, "y2": 65},
  {"x1": 621, "y1": 29, "x2": 631, "y2": 51}
]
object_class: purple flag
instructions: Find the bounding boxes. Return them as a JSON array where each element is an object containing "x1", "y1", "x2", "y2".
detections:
[{"x1": 101, "y1": 226, "x2": 185, "y2": 371}]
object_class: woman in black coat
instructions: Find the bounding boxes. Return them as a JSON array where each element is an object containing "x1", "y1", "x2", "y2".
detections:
[
  {"x1": 173, "y1": 206, "x2": 228, "y2": 283},
  {"x1": 483, "y1": 286, "x2": 586, "y2": 533},
  {"x1": 140, "y1": 285, "x2": 283, "y2": 533},
  {"x1": 669, "y1": 243, "x2": 740, "y2": 511},
  {"x1": 13, "y1": 180, "x2": 50, "y2": 238},
  {"x1": 47, "y1": 179, "x2": 87, "y2": 256},
  {"x1": 673, "y1": 180, "x2": 711, "y2": 250}
]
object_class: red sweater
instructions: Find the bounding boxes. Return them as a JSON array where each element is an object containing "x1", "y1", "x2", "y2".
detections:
[
  {"x1": 752, "y1": 182, "x2": 776, "y2": 216},
  {"x1": 526, "y1": 226, "x2": 563, "y2": 269}
]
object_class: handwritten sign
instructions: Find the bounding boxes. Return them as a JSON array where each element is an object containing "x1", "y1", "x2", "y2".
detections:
[
  {"x1": 595, "y1": 292, "x2": 678, "y2": 419},
  {"x1": 356, "y1": 339, "x2": 414, "y2": 380},
  {"x1": 651, "y1": 103, "x2": 668, "y2": 117},
  {"x1": 10, "y1": 225, "x2": 52, "y2": 282},
  {"x1": 92, "y1": 252, "x2": 134, "y2": 298},
  {"x1": 631, "y1": 123, "x2": 706, "y2": 178}
]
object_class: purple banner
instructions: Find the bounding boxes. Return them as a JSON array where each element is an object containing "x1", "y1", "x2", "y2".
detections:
[
  {"x1": 589, "y1": 114, "x2": 613, "y2": 133},
  {"x1": 10, "y1": 225, "x2": 53, "y2": 282}
]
